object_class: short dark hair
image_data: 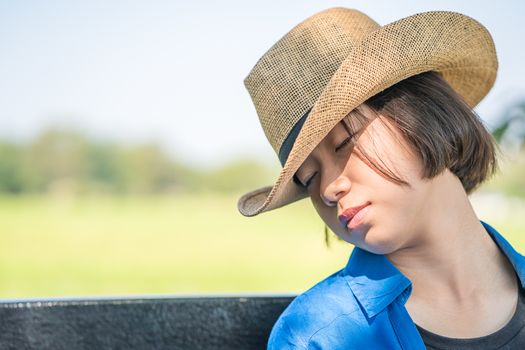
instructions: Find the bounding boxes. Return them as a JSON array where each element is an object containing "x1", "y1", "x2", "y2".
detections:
[
  {"x1": 359, "y1": 71, "x2": 498, "y2": 194},
  {"x1": 294, "y1": 71, "x2": 499, "y2": 194}
]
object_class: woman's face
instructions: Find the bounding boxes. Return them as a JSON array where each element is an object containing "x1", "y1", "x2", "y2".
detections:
[{"x1": 294, "y1": 104, "x2": 439, "y2": 255}]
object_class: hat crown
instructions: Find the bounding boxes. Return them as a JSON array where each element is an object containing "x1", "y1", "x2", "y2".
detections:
[{"x1": 244, "y1": 8, "x2": 379, "y2": 157}]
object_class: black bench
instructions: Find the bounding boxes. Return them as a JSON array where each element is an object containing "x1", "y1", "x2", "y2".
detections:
[{"x1": 0, "y1": 294, "x2": 295, "y2": 350}]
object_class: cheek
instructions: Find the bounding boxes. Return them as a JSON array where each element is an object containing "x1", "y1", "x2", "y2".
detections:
[
  {"x1": 371, "y1": 185, "x2": 423, "y2": 234},
  {"x1": 359, "y1": 189, "x2": 426, "y2": 253}
]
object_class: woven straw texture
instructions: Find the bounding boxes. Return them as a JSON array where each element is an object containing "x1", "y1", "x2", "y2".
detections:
[{"x1": 238, "y1": 7, "x2": 497, "y2": 217}]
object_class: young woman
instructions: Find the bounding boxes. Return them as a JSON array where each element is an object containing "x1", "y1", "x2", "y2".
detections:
[{"x1": 237, "y1": 7, "x2": 525, "y2": 349}]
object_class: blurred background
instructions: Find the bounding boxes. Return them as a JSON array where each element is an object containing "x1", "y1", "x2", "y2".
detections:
[{"x1": 0, "y1": 0, "x2": 524, "y2": 299}]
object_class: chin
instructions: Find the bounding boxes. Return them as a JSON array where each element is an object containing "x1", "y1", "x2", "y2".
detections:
[
  {"x1": 364, "y1": 244, "x2": 398, "y2": 255},
  {"x1": 358, "y1": 228, "x2": 401, "y2": 255}
]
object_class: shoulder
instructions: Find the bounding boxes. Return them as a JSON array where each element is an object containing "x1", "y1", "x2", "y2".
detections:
[{"x1": 267, "y1": 268, "x2": 368, "y2": 350}]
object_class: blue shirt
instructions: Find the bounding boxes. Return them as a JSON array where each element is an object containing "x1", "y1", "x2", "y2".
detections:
[{"x1": 267, "y1": 221, "x2": 525, "y2": 349}]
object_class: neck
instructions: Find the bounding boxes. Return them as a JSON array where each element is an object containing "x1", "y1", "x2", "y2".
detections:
[{"x1": 386, "y1": 171, "x2": 515, "y2": 302}]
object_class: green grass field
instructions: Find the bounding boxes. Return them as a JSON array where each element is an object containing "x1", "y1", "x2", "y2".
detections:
[{"x1": 0, "y1": 192, "x2": 523, "y2": 299}]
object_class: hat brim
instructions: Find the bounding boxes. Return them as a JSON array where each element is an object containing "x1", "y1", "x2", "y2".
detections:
[{"x1": 238, "y1": 10, "x2": 497, "y2": 217}]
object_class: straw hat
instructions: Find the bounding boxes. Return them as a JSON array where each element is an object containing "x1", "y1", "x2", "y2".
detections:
[{"x1": 237, "y1": 7, "x2": 497, "y2": 217}]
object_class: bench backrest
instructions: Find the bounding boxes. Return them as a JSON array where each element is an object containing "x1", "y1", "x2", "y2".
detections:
[{"x1": 0, "y1": 294, "x2": 295, "y2": 350}]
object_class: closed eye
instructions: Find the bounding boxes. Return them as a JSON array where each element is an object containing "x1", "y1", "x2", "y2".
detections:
[
  {"x1": 297, "y1": 132, "x2": 357, "y2": 189},
  {"x1": 335, "y1": 133, "x2": 356, "y2": 152}
]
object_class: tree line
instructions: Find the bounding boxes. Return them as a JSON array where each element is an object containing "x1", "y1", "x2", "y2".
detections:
[{"x1": 0, "y1": 128, "x2": 277, "y2": 195}]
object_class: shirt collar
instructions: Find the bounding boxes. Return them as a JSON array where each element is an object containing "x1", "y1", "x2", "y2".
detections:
[
  {"x1": 343, "y1": 220, "x2": 525, "y2": 320},
  {"x1": 482, "y1": 220, "x2": 525, "y2": 289}
]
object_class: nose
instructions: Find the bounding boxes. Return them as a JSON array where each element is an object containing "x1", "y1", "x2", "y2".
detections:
[{"x1": 321, "y1": 175, "x2": 351, "y2": 207}]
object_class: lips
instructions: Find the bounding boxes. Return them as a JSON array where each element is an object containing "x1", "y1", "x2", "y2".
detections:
[{"x1": 338, "y1": 202, "x2": 371, "y2": 228}]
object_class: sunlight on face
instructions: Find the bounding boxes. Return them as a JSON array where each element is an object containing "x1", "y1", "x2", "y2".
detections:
[{"x1": 295, "y1": 104, "x2": 436, "y2": 254}]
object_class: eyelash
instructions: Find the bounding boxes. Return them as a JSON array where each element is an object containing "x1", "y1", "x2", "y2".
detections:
[
  {"x1": 301, "y1": 133, "x2": 356, "y2": 188},
  {"x1": 335, "y1": 134, "x2": 356, "y2": 152}
]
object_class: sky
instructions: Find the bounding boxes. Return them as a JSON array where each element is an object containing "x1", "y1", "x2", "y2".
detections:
[{"x1": 1, "y1": 0, "x2": 524, "y2": 169}]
